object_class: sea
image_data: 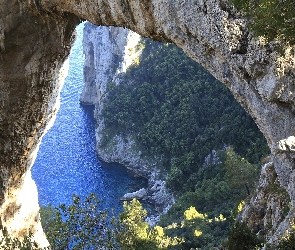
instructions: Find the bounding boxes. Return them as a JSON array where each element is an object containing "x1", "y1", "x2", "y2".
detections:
[{"x1": 31, "y1": 22, "x2": 147, "y2": 214}]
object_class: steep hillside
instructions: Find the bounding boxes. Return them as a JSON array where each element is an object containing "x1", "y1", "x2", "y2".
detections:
[
  {"x1": 82, "y1": 25, "x2": 271, "y2": 248},
  {"x1": 81, "y1": 23, "x2": 175, "y2": 224}
]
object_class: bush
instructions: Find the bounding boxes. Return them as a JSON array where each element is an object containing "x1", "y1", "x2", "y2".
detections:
[
  {"x1": 0, "y1": 231, "x2": 43, "y2": 250},
  {"x1": 40, "y1": 194, "x2": 115, "y2": 249},
  {"x1": 227, "y1": 221, "x2": 262, "y2": 250}
]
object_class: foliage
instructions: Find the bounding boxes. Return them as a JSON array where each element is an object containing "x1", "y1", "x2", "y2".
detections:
[
  {"x1": 101, "y1": 39, "x2": 269, "y2": 195},
  {"x1": 277, "y1": 230, "x2": 295, "y2": 249},
  {"x1": 159, "y1": 148, "x2": 260, "y2": 249},
  {"x1": 115, "y1": 198, "x2": 152, "y2": 249},
  {"x1": 0, "y1": 231, "x2": 43, "y2": 250},
  {"x1": 227, "y1": 221, "x2": 263, "y2": 250},
  {"x1": 231, "y1": 0, "x2": 295, "y2": 45},
  {"x1": 115, "y1": 198, "x2": 183, "y2": 250},
  {"x1": 38, "y1": 195, "x2": 182, "y2": 250},
  {"x1": 39, "y1": 205, "x2": 56, "y2": 239},
  {"x1": 224, "y1": 148, "x2": 260, "y2": 198},
  {"x1": 40, "y1": 194, "x2": 115, "y2": 250},
  {"x1": 100, "y1": 38, "x2": 269, "y2": 249},
  {"x1": 159, "y1": 205, "x2": 228, "y2": 250}
]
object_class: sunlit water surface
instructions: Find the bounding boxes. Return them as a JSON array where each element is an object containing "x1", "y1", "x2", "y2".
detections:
[{"x1": 31, "y1": 23, "x2": 146, "y2": 213}]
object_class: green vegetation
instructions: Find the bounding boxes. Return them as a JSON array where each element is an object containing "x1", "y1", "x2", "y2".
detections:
[
  {"x1": 1, "y1": 195, "x2": 183, "y2": 249},
  {"x1": 101, "y1": 39, "x2": 269, "y2": 192},
  {"x1": 99, "y1": 39, "x2": 270, "y2": 248},
  {"x1": 38, "y1": 195, "x2": 182, "y2": 250},
  {"x1": 115, "y1": 199, "x2": 183, "y2": 249},
  {"x1": 2, "y1": 193, "x2": 291, "y2": 249},
  {"x1": 36, "y1": 191, "x2": 262, "y2": 250},
  {"x1": 0, "y1": 39, "x2": 271, "y2": 250},
  {"x1": 227, "y1": 221, "x2": 263, "y2": 250},
  {"x1": 231, "y1": 0, "x2": 295, "y2": 45},
  {"x1": 158, "y1": 148, "x2": 261, "y2": 249},
  {"x1": 40, "y1": 194, "x2": 114, "y2": 249},
  {"x1": 0, "y1": 231, "x2": 42, "y2": 250},
  {"x1": 277, "y1": 230, "x2": 295, "y2": 249}
]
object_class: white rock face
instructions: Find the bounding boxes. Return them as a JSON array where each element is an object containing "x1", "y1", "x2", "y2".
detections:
[
  {"x1": 121, "y1": 188, "x2": 148, "y2": 201},
  {"x1": 80, "y1": 23, "x2": 129, "y2": 105},
  {"x1": 203, "y1": 150, "x2": 221, "y2": 168},
  {"x1": 0, "y1": 171, "x2": 48, "y2": 247},
  {"x1": 81, "y1": 24, "x2": 175, "y2": 223}
]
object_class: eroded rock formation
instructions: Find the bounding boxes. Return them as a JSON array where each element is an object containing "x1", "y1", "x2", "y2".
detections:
[
  {"x1": 0, "y1": 1, "x2": 80, "y2": 245},
  {"x1": 1, "y1": 0, "x2": 295, "y2": 246}
]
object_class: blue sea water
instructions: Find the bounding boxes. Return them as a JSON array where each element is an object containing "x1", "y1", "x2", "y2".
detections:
[{"x1": 31, "y1": 23, "x2": 146, "y2": 213}]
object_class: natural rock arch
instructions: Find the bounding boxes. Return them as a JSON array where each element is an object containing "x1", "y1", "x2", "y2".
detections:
[{"x1": 1, "y1": 0, "x2": 295, "y2": 246}]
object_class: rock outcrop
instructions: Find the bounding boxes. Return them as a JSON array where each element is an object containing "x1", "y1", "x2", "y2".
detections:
[
  {"x1": 121, "y1": 188, "x2": 148, "y2": 201},
  {"x1": 240, "y1": 161, "x2": 291, "y2": 245},
  {"x1": 1, "y1": 0, "x2": 295, "y2": 246},
  {"x1": 80, "y1": 23, "x2": 131, "y2": 105},
  {"x1": 0, "y1": 1, "x2": 80, "y2": 245}
]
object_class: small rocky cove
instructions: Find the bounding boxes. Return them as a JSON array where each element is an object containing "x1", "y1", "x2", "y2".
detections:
[
  {"x1": 80, "y1": 22, "x2": 175, "y2": 224},
  {"x1": 79, "y1": 22, "x2": 292, "y2": 243},
  {"x1": 32, "y1": 23, "x2": 150, "y2": 215}
]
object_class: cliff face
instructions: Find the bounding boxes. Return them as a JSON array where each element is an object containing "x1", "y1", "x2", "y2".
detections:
[
  {"x1": 0, "y1": 1, "x2": 80, "y2": 245},
  {"x1": 240, "y1": 161, "x2": 291, "y2": 245},
  {"x1": 81, "y1": 23, "x2": 174, "y2": 223},
  {"x1": 80, "y1": 23, "x2": 130, "y2": 105},
  {"x1": 1, "y1": 0, "x2": 295, "y2": 246}
]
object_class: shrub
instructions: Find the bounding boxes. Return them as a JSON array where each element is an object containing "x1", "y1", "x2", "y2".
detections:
[{"x1": 227, "y1": 221, "x2": 263, "y2": 250}]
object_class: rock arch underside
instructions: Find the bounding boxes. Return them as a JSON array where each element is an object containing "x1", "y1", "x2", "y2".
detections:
[{"x1": 1, "y1": 0, "x2": 295, "y2": 247}]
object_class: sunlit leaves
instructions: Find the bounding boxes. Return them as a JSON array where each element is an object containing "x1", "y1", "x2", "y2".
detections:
[
  {"x1": 237, "y1": 200, "x2": 246, "y2": 213},
  {"x1": 184, "y1": 206, "x2": 206, "y2": 221},
  {"x1": 39, "y1": 196, "x2": 183, "y2": 250},
  {"x1": 194, "y1": 230, "x2": 203, "y2": 237},
  {"x1": 161, "y1": 206, "x2": 228, "y2": 249},
  {"x1": 115, "y1": 199, "x2": 183, "y2": 250}
]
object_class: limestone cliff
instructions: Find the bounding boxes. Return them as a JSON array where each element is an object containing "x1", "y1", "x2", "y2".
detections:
[
  {"x1": 240, "y1": 161, "x2": 291, "y2": 246},
  {"x1": 0, "y1": 1, "x2": 80, "y2": 246},
  {"x1": 81, "y1": 23, "x2": 174, "y2": 223},
  {"x1": 1, "y1": 0, "x2": 295, "y2": 246},
  {"x1": 80, "y1": 23, "x2": 129, "y2": 105}
]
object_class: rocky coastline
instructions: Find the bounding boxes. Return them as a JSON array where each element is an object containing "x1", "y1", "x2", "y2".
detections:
[
  {"x1": 80, "y1": 23, "x2": 175, "y2": 224},
  {"x1": 2, "y1": 0, "x2": 295, "y2": 245}
]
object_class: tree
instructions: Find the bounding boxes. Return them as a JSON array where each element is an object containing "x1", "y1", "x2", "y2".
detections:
[
  {"x1": 40, "y1": 194, "x2": 115, "y2": 250},
  {"x1": 231, "y1": 0, "x2": 295, "y2": 45},
  {"x1": 38, "y1": 195, "x2": 182, "y2": 250},
  {"x1": 227, "y1": 221, "x2": 263, "y2": 250},
  {"x1": 115, "y1": 199, "x2": 182, "y2": 250},
  {"x1": 115, "y1": 198, "x2": 152, "y2": 249},
  {"x1": 224, "y1": 148, "x2": 260, "y2": 198}
]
